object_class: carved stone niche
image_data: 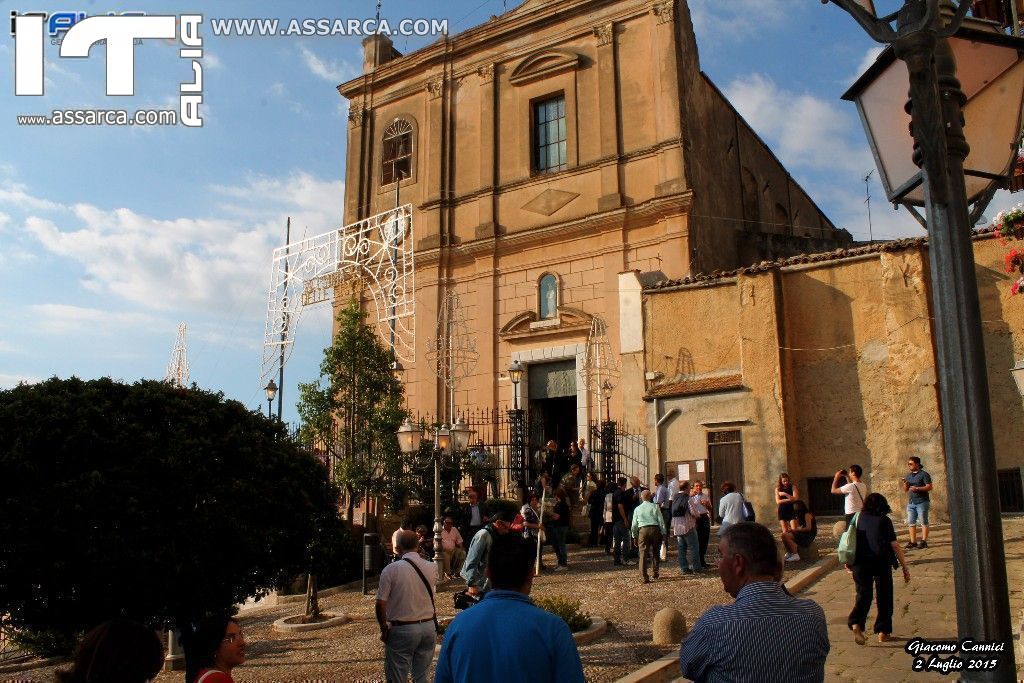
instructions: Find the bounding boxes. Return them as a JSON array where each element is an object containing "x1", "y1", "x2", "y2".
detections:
[
  {"x1": 498, "y1": 305, "x2": 593, "y2": 340},
  {"x1": 509, "y1": 49, "x2": 580, "y2": 86}
]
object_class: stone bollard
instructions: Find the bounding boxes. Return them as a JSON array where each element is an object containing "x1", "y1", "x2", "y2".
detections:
[
  {"x1": 652, "y1": 607, "x2": 687, "y2": 645},
  {"x1": 832, "y1": 520, "x2": 847, "y2": 537}
]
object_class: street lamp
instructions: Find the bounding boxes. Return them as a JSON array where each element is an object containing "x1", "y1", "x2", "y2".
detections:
[
  {"x1": 508, "y1": 360, "x2": 523, "y2": 410},
  {"x1": 829, "y1": 0, "x2": 1020, "y2": 676},
  {"x1": 396, "y1": 417, "x2": 422, "y2": 455},
  {"x1": 601, "y1": 380, "x2": 614, "y2": 423},
  {"x1": 264, "y1": 379, "x2": 278, "y2": 419}
]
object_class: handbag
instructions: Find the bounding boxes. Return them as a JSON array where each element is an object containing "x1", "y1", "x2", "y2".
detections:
[
  {"x1": 402, "y1": 558, "x2": 442, "y2": 633},
  {"x1": 659, "y1": 541, "x2": 668, "y2": 562},
  {"x1": 740, "y1": 495, "x2": 756, "y2": 522},
  {"x1": 837, "y1": 512, "x2": 860, "y2": 564}
]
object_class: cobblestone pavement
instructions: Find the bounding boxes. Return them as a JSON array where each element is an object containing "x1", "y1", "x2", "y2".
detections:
[
  {"x1": 803, "y1": 518, "x2": 1024, "y2": 683},
  {"x1": 10, "y1": 538, "x2": 816, "y2": 683}
]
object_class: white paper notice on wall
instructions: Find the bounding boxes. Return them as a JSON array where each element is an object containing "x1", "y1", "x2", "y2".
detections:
[
  {"x1": 678, "y1": 464, "x2": 690, "y2": 481},
  {"x1": 696, "y1": 460, "x2": 705, "y2": 473}
]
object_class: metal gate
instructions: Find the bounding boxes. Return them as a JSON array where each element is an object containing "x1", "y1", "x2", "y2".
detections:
[{"x1": 588, "y1": 420, "x2": 648, "y2": 484}]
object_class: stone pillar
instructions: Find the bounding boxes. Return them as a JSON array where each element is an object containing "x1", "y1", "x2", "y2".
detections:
[
  {"x1": 593, "y1": 22, "x2": 622, "y2": 211},
  {"x1": 477, "y1": 64, "x2": 497, "y2": 237},
  {"x1": 650, "y1": 0, "x2": 686, "y2": 196},
  {"x1": 738, "y1": 270, "x2": 790, "y2": 522}
]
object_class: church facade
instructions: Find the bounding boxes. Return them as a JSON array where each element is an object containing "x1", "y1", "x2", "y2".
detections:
[{"x1": 336, "y1": 0, "x2": 851, "y2": 451}]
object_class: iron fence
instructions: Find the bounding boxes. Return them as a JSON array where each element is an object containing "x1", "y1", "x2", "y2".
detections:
[{"x1": 589, "y1": 420, "x2": 649, "y2": 484}]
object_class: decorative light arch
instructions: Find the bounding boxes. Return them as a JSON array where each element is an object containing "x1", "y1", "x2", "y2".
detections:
[{"x1": 261, "y1": 204, "x2": 415, "y2": 386}]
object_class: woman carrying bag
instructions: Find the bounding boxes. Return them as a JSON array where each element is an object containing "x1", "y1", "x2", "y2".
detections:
[{"x1": 846, "y1": 493, "x2": 911, "y2": 644}]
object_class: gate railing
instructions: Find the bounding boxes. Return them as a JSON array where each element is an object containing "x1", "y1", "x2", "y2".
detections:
[{"x1": 589, "y1": 420, "x2": 648, "y2": 484}]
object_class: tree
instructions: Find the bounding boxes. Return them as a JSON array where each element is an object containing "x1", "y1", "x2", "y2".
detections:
[
  {"x1": 297, "y1": 301, "x2": 409, "y2": 520},
  {"x1": 0, "y1": 377, "x2": 342, "y2": 658}
]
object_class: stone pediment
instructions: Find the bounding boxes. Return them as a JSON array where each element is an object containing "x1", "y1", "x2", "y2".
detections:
[
  {"x1": 509, "y1": 49, "x2": 580, "y2": 86},
  {"x1": 499, "y1": 305, "x2": 593, "y2": 339}
]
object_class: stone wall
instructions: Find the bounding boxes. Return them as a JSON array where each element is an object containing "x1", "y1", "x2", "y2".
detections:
[{"x1": 642, "y1": 233, "x2": 1024, "y2": 523}]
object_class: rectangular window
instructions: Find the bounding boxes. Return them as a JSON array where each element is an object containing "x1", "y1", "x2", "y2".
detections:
[{"x1": 533, "y1": 95, "x2": 567, "y2": 173}]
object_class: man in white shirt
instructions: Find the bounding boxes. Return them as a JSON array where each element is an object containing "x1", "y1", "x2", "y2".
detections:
[
  {"x1": 376, "y1": 530, "x2": 438, "y2": 683},
  {"x1": 578, "y1": 438, "x2": 592, "y2": 472},
  {"x1": 440, "y1": 516, "x2": 467, "y2": 579},
  {"x1": 831, "y1": 464, "x2": 868, "y2": 528}
]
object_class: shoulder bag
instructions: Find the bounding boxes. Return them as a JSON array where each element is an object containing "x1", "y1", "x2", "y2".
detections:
[
  {"x1": 837, "y1": 512, "x2": 860, "y2": 564},
  {"x1": 401, "y1": 558, "x2": 441, "y2": 634}
]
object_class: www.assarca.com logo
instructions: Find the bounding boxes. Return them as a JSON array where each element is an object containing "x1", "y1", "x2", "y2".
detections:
[{"x1": 12, "y1": 12, "x2": 204, "y2": 127}]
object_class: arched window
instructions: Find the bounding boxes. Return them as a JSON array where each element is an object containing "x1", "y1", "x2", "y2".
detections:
[
  {"x1": 538, "y1": 273, "x2": 558, "y2": 320},
  {"x1": 382, "y1": 119, "x2": 413, "y2": 185}
]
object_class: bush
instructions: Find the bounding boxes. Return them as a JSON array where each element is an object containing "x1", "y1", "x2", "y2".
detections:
[
  {"x1": 0, "y1": 377, "x2": 343, "y2": 656},
  {"x1": 534, "y1": 595, "x2": 592, "y2": 632}
]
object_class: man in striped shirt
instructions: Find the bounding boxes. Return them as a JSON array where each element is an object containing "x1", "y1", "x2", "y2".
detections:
[{"x1": 679, "y1": 522, "x2": 829, "y2": 682}]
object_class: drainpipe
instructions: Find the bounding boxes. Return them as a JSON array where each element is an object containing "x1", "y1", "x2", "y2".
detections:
[{"x1": 654, "y1": 404, "x2": 680, "y2": 475}]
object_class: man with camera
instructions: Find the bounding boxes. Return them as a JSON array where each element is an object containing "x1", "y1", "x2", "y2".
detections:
[{"x1": 831, "y1": 464, "x2": 867, "y2": 528}]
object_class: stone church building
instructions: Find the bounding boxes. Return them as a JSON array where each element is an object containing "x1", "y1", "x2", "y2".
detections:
[{"x1": 337, "y1": 0, "x2": 852, "y2": 446}]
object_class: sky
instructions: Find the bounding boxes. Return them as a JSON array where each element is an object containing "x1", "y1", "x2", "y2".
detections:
[{"x1": 1, "y1": 0, "x2": 1020, "y2": 424}]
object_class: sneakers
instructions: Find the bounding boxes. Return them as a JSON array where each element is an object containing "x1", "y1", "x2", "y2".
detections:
[
  {"x1": 624, "y1": 560, "x2": 637, "y2": 566},
  {"x1": 917, "y1": 541, "x2": 928, "y2": 549},
  {"x1": 784, "y1": 553, "x2": 800, "y2": 562},
  {"x1": 553, "y1": 565, "x2": 568, "y2": 572},
  {"x1": 852, "y1": 624, "x2": 866, "y2": 646},
  {"x1": 904, "y1": 541, "x2": 917, "y2": 550}
]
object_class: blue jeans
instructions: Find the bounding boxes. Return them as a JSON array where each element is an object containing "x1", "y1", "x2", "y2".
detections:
[
  {"x1": 907, "y1": 500, "x2": 930, "y2": 527},
  {"x1": 612, "y1": 521, "x2": 629, "y2": 561},
  {"x1": 676, "y1": 528, "x2": 699, "y2": 572},
  {"x1": 551, "y1": 525, "x2": 568, "y2": 566}
]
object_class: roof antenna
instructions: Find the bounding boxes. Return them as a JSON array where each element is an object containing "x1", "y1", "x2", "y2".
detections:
[{"x1": 863, "y1": 169, "x2": 874, "y2": 245}]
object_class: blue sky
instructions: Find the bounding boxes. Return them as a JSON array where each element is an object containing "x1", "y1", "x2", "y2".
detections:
[{"x1": 1, "y1": 0, "x2": 1019, "y2": 422}]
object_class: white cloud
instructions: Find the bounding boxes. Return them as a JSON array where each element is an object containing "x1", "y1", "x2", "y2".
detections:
[
  {"x1": 20, "y1": 173, "x2": 345, "y2": 317},
  {"x1": 298, "y1": 44, "x2": 357, "y2": 83},
  {"x1": 0, "y1": 212, "x2": 9, "y2": 232},
  {"x1": 269, "y1": 82, "x2": 287, "y2": 97},
  {"x1": 0, "y1": 181, "x2": 65, "y2": 212},
  {"x1": 849, "y1": 46, "x2": 885, "y2": 85},
  {"x1": 203, "y1": 53, "x2": 224, "y2": 70},
  {"x1": 689, "y1": 0, "x2": 789, "y2": 42},
  {"x1": 27, "y1": 304, "x2": 165, "y2": 335},
  {"x1": 0, "y1": 373, "x2": 42, "y2": 388}
]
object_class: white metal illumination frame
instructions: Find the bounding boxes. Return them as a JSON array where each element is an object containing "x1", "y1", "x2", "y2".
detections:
[{"x1": 261, "y1": 204, "x2": 415, "y2": 385}]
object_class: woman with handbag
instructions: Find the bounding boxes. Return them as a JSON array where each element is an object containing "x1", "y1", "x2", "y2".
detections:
[{"x1": 847, "y1": 493, "x2": 911, "y2": 644}]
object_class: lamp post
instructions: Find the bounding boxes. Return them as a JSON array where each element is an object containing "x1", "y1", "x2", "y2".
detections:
[
  {"x1": 600, "y1": 380, "x2": 615, "y2": 482},
  {"x1": 829, "y1": 1, "x2": 1023, "y2": 676},
  {"x1": 601, "y1": 380, "x2": 613, "y2": 423},
  {"x1": 508, "y1": 360, "x2": 527, "y2": 495},
  {"x1": 264, "y1": 379, "x2": 278, "y2": 419}
]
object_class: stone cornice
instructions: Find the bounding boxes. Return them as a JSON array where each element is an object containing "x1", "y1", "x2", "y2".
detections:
[
  {"x1": 415, "y1": 191, "x2": 694, "y2": 266},
  {"x1": 337, "y1": 0, "x2": 652, "y2": 101}
]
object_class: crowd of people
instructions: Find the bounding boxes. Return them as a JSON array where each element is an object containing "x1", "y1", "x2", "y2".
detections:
[{"x1": 52, "y1": 454, "x2": 933, "y2": 683}]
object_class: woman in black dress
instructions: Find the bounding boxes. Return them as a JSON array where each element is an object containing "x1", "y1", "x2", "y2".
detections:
[
  {"x1": 587, "y1": 478, "x2": 606, "y2": 546},
  {"x1": 847, "y1": 493, "x2": 911, "y2": 644},
  {"x1": 775, "y1": 472, "x2": 798, "y2": 534}
]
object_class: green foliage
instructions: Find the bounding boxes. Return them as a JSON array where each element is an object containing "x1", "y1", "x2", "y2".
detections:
[
  {"x1": 297, "y1": 301, "x2": 409, "y2": 515},
  {"x1": 533, "y1": 595, "x2": 592, "y2": 632},
  {"x1": 0, "y1": 377, "x2": 342, "y2": 654}
]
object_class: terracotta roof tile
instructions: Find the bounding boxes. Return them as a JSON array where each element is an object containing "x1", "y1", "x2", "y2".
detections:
[
  {"x1": 644, "y1": 373, "x2": 744, "y2": 400},
  {"x1": 645, "y1": 227, "x2": 999, "y2": 292}
]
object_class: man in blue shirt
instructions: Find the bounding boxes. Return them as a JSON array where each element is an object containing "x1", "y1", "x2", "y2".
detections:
[
  {"x1": 460, "y1": 512, "x2": 512, "y2": 596},
  {"x1": 679, "y1": 522, "x2": 829, "y2": 682},
  {"x1": 437, "y1": 534, "x2": 585, "y2": 683},
  {"x1": 901, "y1": 456, "x2": 933, "y2": 549}
]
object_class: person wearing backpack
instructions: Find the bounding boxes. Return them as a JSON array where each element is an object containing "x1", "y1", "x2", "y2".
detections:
[
  {"x1": 672, "y1": 481, "x2": 701, "y2": 575},
  {"x1": 845, "y1": 493, "x2": 911, "y2": 645}
]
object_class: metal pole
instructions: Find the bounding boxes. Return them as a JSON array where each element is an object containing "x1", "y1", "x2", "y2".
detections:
[
  {"x1": 277, "y1": 218, "x2": 290, "y2": 422},
  {"x1": 433, "y1": 447, "x2": 443, "y2": 584},
  {"x1": 894, "y1": 10, "x2": 1014, "y2": 678}
]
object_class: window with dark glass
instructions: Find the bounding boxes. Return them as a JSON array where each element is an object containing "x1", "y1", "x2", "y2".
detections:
[
  {"x1": 382, "y1": 119, "x2": 413, "y2": 185},
  {"x1": 533, "y1": 95, "x2": 567, "y2": 173}
]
